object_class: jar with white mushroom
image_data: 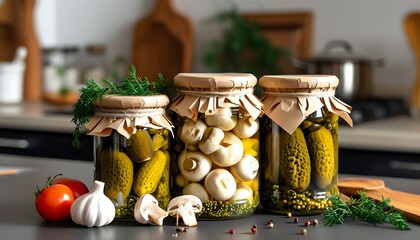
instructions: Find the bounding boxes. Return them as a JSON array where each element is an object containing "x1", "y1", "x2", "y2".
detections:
[
  {"x1": 169, "y1": 73, "x2": 263, "y2": 219},
  {"x1": 259, "y1": 75, "x2": 353, "y2": 215}
]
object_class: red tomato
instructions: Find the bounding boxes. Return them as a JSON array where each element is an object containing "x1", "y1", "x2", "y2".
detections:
[
  {"x1": 52, "y1": 177, "x2": 89, "y2": 198},
  {"x1": 35, "y1": 184, "x2": 75, "y2": 221}
]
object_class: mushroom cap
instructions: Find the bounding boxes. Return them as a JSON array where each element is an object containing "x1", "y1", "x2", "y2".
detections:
[
  {"x1": 182, "y1": 182, "x2": 210, "y2": 203},
  {"x1": 205, "y1": 107, "x2": 238, "y2": 131},
  {"x1": 204, "y1": 169, "x2": 237, "y2": 201},
  {"x1": 198, "y1": 127, "x2": 225, "y2": 154},
  {"x1": 178, "y1": 150, "x2": 212, "y2": 182},
  {"x1": 230, "y1": 154, "x2": 259, "y2": 182},
  {"x1": 232, "y1": 116, "x2": 259, "y2": 139},
  {"x1": 229, "y1": 183, "x2": 253, "y2": 202},
  {"x1": 179, "y1": 119, "x2": 207, "y2": 145},
  {"x1": 210, "y1": 132, "x2": 244, "y2": 167},
  {"x1": 134, "y1": 194, "x2": 159, "y2": 224},
  {"x1": 167, "y1": 195, "x2": 203, "y2": 214}
]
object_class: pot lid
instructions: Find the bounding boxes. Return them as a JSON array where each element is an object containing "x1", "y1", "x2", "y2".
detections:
[{"x1": 309, "y1": 40, "x2": 372, "y2": 63}]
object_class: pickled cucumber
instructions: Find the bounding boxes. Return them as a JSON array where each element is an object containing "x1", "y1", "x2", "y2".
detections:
[
  {"x1": 306, "y1": 126, "x2": 335, "y2": 189},
  {"x1": 99, "y1": 149, "x2": 134, "y2": 201},
  {"x1": 279, "y1": 128, "x2": 311, "y2": 192},
  {"x1": 126, "y1": 129, "x2": 154, "y2": 163},
  {"x1": 133, "y1": 150, "x2": 167, "y2": 196}
]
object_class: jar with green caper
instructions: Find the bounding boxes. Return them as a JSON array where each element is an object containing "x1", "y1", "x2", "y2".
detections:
[
  {"x1": 259, "y1": 75, "x2": 353, "y2": 215},
  {"x1": 169, "y1": 73, "x2": 264, "y2": 219}
]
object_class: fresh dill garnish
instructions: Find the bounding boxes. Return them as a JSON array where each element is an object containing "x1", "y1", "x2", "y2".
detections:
[
  {"x1": 323, "y1": 192, "x2": 409, "y2": 230},
  {"x1": 71, "y1": 65, "x2": 173, "y2": 149}
]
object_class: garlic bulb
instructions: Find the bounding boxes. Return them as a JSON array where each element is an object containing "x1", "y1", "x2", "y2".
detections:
[{"x1": 70, "y1": 180, "x2": 115, "y2": 227}]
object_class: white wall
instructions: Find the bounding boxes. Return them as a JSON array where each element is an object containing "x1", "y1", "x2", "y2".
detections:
[{"x1": 34, "y1": 0, "x2": 420, "y2": 101}]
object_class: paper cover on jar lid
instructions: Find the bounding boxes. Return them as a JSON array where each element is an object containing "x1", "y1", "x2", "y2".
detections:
[
  {"x1": 169, "y1": 73, "x2": 263, "y2": 120},
  {"x1": 85, "y1": 95, "x2": 173, "y2": 139},
  {"x1": 259, "y1": 75, "x2": 353, "y2": 134}
]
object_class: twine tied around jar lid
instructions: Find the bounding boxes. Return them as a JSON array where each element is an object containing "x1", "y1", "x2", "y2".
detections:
[
  {"x1": 169, "y1": 73, "x2": 264, "y2": 120},
  {"x1": 85, "y1": 95, "x2": 173, "y2": 139},
  {"x1": 259, "y1": 75, "x2": 353, "y2": 134}
]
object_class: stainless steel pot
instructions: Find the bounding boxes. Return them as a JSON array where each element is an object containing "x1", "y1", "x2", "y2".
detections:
[{"x1": 294, "y1": 40, "x2": 384, "y2": 100}]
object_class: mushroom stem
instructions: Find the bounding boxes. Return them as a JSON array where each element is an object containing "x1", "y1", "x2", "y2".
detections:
[{"x1": 146, "y1": 201, "x2": 168, "y2": 226}]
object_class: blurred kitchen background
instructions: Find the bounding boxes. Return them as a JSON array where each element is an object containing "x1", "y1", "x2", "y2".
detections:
[
  {"x1": 1, "y1": 0, "x2": 420, "y2": 178},
  {"x1": 33, "y1": 0, "x2": 417, "y2": 100}
]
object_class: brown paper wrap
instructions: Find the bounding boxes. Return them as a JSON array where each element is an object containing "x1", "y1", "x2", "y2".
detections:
[
  {"x1": 169, "y1": 73, "x2": 263, "y2": 119},
  {"x1": 85, "y1": 95, "x2": 173, "y2": 139},
  {"x1": 260, "y1": 75, "x2": 353, "y2": 134}
]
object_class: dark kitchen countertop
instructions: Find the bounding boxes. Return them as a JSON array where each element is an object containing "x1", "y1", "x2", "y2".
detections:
[{"x1": 1, "y1": 154, "x2": 420, "y2": 240}]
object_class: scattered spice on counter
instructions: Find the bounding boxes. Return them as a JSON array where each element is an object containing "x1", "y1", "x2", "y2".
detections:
[
  {"x1": 313, "y1": 219, "x2": 319, "y2": 226},
  {"x1": 176, "y1": 227, "x2": 189, "y2": 232},
  {"x1": 287, "y1": 212, "x2": 292, "y2": 218},
  {"x1": 301, "y1": 228, "x2": 307, "y2": 235},
  {"x1": 293, "y1": 217, "x2": 299, "y2": 224},
  {"x1": 266, "y1": 220, "x2": 274, "y2": 228},
  {"x1": 229, "y1": 228, "x2": 235, "y2": 234},
  {"x1": 304, "y1": 220, "x2": 311, "y2": 227}
]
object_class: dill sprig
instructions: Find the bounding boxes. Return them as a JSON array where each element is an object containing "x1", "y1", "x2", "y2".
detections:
[
  {"x1": 71, "y1": 65, "x2": 172, "y2": 149},
  {"x1": 323, "y1": 192, "x2": 409, "y2": 230}
]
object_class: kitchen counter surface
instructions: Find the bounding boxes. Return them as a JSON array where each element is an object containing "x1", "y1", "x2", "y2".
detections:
[
  {"x1": 1, "y1": 101, "x2": 420, "y2": 153},
  {"x1": 1, "y1": 154, "x2": 420, "y2": 240}
]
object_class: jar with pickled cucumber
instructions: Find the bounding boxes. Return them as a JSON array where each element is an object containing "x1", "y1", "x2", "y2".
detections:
[
  {"x1": 88, "y1": 95, "x2": 173, "y2": 220},
  {"x1": 169, "y1": 73, "x2": 264, "y2": 219},
  {"x1": 259, "y1": 75, "x2": 353, "y2": 215}
]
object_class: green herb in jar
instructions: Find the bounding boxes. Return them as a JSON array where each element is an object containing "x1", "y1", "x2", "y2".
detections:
[{"x1": 71, "y1": 65, "x2": 172, "y2": 149}]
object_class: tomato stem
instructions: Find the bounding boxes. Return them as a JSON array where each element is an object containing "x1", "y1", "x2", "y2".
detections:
[{"x1": 34, "y1": 174, "x2": 63, "y2": 197}]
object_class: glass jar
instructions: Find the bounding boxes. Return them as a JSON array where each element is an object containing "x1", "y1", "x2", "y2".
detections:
[
  {"x1": 169, "y1": 73, "x2": 264, "y2": 219},
  {"x1": 259, "y1": 75, "x2": 353, "y2": 215},
  {"x1": 86, "y1": 95, "x2": 173, "y2": 220}
]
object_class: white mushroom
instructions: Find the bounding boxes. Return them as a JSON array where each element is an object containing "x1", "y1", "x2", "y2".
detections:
[
  {"x1": 230, "y1": 154, "x2": 259, "y2": 182},
  {"x1": 209, "y1": 132, "x2": 244, "y2": 167},
  {"x1": 134, "y1": 194, "x2": 168, "y2": 226},
  {"x1": 204, "y1": 169, "x2": 237, "y2": 201},
  {"x1": 167, "y1": 195, "x2": 202, "y2": 227},
  {"x1": 182, "y1": 182, "x2": 210, "y2": 203},
  {"x1": 232, "y1": 116, "x2": 259, "y2": 138},
  {"x1": 178, "y1": 150, "x2": 212, "y2": 182},
  {"x1": 205, "y1": 107, "x2": 238, "y2": 131},
  {"x1": 179, "y1": 119, "x2": 207, "y2": 145},
  {"x1": 229, "y1": 183, "x2": 253, "y2": 202},
  {"x1": 198, "y1": 127, "x2": 225, "y2": 154}
]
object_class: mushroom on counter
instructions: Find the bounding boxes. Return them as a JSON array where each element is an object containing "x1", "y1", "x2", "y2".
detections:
[
  {"x1": 134, "y1": 194, "x2": 168, "y2": 226},
  {"x1": 167, "y1": 195, "x2": 203, "y2": 227}
]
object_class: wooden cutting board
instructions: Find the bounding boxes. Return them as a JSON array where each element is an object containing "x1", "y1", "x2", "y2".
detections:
[
  {"x1": 0, "y1": 0, "x2": 42, "y2": 102},
  {"x1": 339, "y1": 177, "x2": 420, "y2": 223},
  {"x1": 132, "y1": 0, "x2": 193, "y2": 82}
]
